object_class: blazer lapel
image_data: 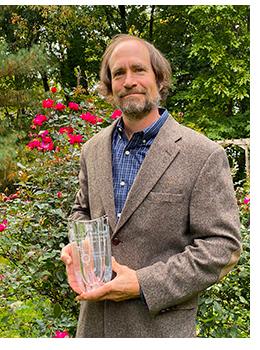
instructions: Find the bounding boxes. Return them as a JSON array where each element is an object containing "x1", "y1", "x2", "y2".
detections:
[
  {"x1": 112, "y1": 117, "x2": 182, "y2": 237},
  {"x1": 95, "y1": 121, "x2": 117, "y2": 233}
]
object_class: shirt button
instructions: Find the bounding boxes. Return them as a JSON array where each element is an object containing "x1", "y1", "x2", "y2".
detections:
[
  {"x1": 125, "y1": 150, "x2": 130, "y2": 156},
  {"x1": 117, "y1": 213, "x2": 121, "y2": 218},
  {"x1": 142, "y1": 139, "x2": 146, "y2": 144},
  {"x1": 120, "y1": 181, "x2": 125, "y2": 186},
  {"x1": 112, "y1": 237, "x2": 121, "y2": 246}
]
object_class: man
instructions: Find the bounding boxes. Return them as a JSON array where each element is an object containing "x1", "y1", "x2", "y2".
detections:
[{"x1": 61, "y1": 34, "x2": 241, "y2": 338}]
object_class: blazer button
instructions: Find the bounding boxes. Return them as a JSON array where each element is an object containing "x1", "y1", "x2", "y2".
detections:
[{"x1": 112, "y1": 237, "x2": 121, "y2": 246}]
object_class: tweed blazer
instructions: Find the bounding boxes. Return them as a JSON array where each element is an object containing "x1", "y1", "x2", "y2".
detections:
[{"x1": 70, "y1": 115, "x2": 241, "y2": 338}]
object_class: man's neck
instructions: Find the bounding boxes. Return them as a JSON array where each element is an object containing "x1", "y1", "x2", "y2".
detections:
[{"x1": 122, "y1": 108, "x2": 160, "y2": 140}]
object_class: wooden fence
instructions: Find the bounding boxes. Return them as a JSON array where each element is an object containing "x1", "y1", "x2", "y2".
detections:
[{"x1": 216, "y1": 138, "x2": 250, "y2": 178}]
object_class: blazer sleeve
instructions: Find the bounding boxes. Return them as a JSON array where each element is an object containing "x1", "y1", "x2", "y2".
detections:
[
  {"x1": 69, "y1": 143, "x2": 91, "y2": 221},
  {"x1": 136, "y1": 146, "x2": 242, "y2": 315}
]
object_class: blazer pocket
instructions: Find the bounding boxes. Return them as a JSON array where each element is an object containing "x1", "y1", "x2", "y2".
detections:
[{"x1": 147, "y1": 192, "x2": 184, "y2": 203}]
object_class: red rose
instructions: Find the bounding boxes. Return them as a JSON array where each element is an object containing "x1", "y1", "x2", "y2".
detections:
[
  {"x1": 54, "y1": 102, "x2": 66, "y2": 111},
  {"x1": 59, "y1": 126, "x2": 74, "y2": 134},
  {"x1": 0, "y1": 219, "x2": 8, "y2": 232},
  {"x1": 33, "y1": 114, "x2": 47, "y2": 126},
  {"x1": 68, "y1": 102, "x2": 79, "y2": 111},
  {"x1": 42, "y1": 99, "x2": 54, "y2": 108},
  {"x1": 27, "y1": 139, "x2": 41, "y2": 149},
  {"x1": 52, "y1": 330, "x2": 69, "y2": 338},
  {"x1": 68, "y1": 134, "x2": 84, "y2": 144},
  {"x1": 80, "y1": 112, "x2": 102, "y2": 125},
  {"x1": 110, "y1": 109, "x2": 122, "y2": 119}
]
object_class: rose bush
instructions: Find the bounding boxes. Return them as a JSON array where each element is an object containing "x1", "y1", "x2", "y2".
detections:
[{"x1": 0, "y1": 87, "x2": 121, "y2": 337}]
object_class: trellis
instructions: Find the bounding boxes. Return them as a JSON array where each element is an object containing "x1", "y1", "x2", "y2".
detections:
[{"x1": 216, "y1": 138, "x2": 250, "y2": 178}]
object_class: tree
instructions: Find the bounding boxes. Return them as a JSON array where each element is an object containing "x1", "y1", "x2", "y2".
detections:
[
  {"x1": 0, "y1": 5, "x2": 250, "y2": 139},
  {"x1": 152, "y1": 5, "x2": 250, "y2": 139}
]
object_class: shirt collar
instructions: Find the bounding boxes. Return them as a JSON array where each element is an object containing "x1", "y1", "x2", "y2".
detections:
[{"x1": 115, "y1": 108, "x2": 169, "y2": 142}]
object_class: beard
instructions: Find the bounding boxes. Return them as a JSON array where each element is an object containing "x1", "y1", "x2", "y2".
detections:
[{"x1": 115, "y1": 91, "x2": 160, "y2": 120}]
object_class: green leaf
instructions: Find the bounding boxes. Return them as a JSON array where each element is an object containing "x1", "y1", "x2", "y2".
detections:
[{"x1": 53, "y1": 303, "x2": 62, "y2": 319}]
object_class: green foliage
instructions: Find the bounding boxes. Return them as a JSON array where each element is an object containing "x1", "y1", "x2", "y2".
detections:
[
  {"x1": 0, "y1": 296, "x2": 75, "y2": 337},
  {"x1": 154, "y1": 5, "x2": 249, "y2": 139},
  {"x1": 0, "y1": 5, "x2": 249, "y2": 139},
  {"x1": 0, "y1": 120, "x2": 23, "y2": 191},
  {"x1": 197, "y1": 223, "x2": 250, "y2": 337},
  {"x1": 0, "y1": 90, "x2": 116, "y2": 337},
  {"x1": 0, "y1": 39, "x2": 51, "y2": 108}
]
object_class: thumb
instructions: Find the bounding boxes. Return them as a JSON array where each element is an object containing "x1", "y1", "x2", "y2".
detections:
[{"x1": 111, "y1": 256, "x2": 122, "y2": 273}]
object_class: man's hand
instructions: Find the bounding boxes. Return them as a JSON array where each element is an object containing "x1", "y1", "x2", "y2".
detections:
[
  {"x1": 76, "y1": 257, "x2": 140, "y2": 302},
  {"x1": 61, "y1": 245, "x2": 141, "y2": 302},
  {"x1": 61, "y1": 243, "x2": 86, "y2": 294}
]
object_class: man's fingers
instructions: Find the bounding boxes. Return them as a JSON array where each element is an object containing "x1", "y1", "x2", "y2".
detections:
[
  {"x1": 60, "y1": 246, "x2": 72, "y2": 265},
  {"x1": 76, "y1": 283, "x2": 112, "y2": 301}
]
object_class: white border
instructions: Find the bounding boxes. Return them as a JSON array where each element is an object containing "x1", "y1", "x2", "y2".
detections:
[{"x1": 0, "y1": 1, "x2": 258, "y2": 349}]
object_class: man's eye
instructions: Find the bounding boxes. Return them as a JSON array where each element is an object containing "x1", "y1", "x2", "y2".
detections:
[{"x1": 114, "y1": 71, "x2": 123, "y2": 77}]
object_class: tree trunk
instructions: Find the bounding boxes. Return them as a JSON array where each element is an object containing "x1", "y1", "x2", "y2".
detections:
[
  {"x1": 118, "y1": 5, "x2": 127, "y2": 33},
  {"x1": 42, "y1": 73, "x2": 49, "y2": 92},
  {"x1": 149, "y1": 6, "x2": 155, "y2": 42}
]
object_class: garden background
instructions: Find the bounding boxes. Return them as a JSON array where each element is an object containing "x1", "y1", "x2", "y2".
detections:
[{"x1": 0, "y1": 5, "x2": 250, "y2": 338}]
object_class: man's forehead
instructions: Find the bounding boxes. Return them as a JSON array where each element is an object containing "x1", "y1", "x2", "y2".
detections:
[{"x1": 109, "y1": 40, "x2": 150, "y2": 70}]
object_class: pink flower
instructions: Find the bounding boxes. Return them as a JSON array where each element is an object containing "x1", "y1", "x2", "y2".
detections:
[
  {"x1": 51, "y1": 87, "x2": 57, "y2": 93},
  {"x1": 80, "y1": 112, "x2": 103, "y2": 125},
  {"x1": 33, "y1": 114, "x2": 47, "y2": 126},
  {"x1": 27, "y1": 136, "x2": 54, "y2": 151},
  {"x1": 68, "y1": 102, "x2": 79, "y2": 111},
  {"x1": 27, "y1": 139, "x2": 41, "y2": 150},
  {"x1": 243, "y1": 196, "x2": 250, "y2": 205},
  {"x1": 39, "y1": 139, "x2": 54, "y2": 151},
  {"x1": 42, "y1": 136, "x2": 52, "y2": 144},
  {"x1": 52, "y1": 330, "x2": 69, "y2": 338},
  {"x1": 54, "y1": 102, "x2": 66, "y2": 111},
  {"x1": 38, "y1": 130, "x2": 49, "y2": 138},
  {"x1": 57, "y1": 191, "x2": 62, "y2": 198},
  {"x1": 59, "y1": 126, "x2": 74, "y2": 134},
  {"x1": 3, "y1": 193, "x2": 18, "y2": 202},
  {"x1": 68, "y1": 133, "x2": 84, "y2": 144},
  {"x1": 110, "y1": 109, "x2": 122, "y2": 119},
  {"x1": 0, "y1": 274, "x2": 4, "y2": 281},
  {"x1": 0, "y1": 219, "x2": 7, "y2": 232},
  {"x1": 42, "y1": 98, "x2": 54, "y2": 108}
]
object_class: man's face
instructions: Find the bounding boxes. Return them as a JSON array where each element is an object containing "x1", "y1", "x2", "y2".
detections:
[{"x1": 108, "y1": 40, "x2": 160, "y2": 119}]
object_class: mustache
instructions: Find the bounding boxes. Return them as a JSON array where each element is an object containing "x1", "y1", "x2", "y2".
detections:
[{"x1": 118, "y1": 90, "x2": 146, "y2": 98}]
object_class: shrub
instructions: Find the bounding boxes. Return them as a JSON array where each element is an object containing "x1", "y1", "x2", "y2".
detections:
[{"x1": 0, "y1": 88, "x2": 121, "y2": 337}]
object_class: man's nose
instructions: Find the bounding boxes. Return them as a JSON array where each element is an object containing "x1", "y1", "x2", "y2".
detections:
[{"x1": 123, "y1": 72, "x2": 137, "y2": 89}]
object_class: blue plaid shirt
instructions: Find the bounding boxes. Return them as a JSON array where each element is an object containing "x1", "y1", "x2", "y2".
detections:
[{"x1": 112, "y1": 108, "x2": 169, "y2": 221}]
